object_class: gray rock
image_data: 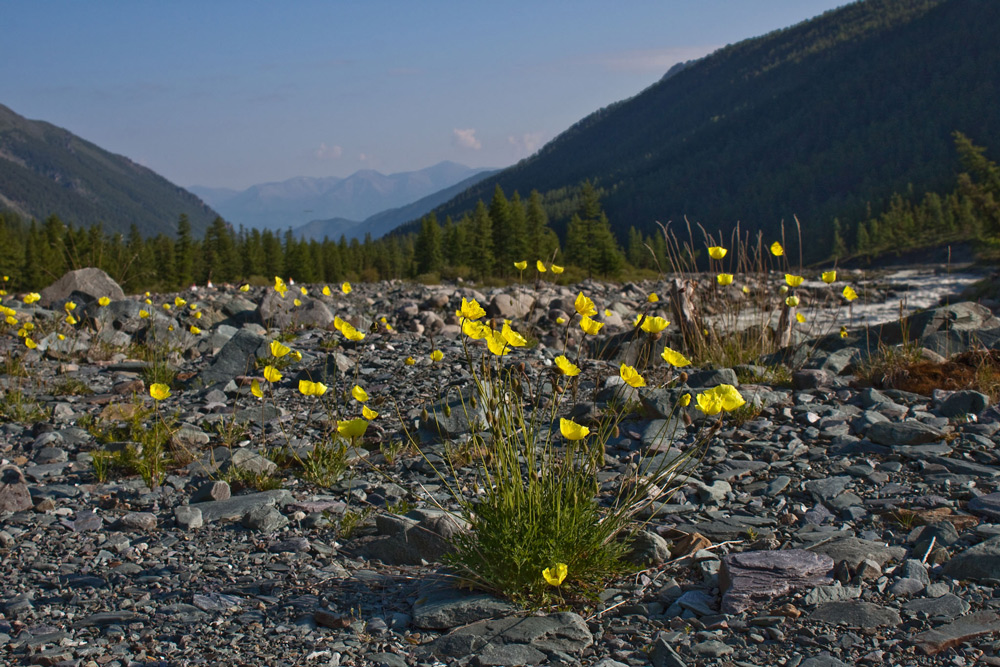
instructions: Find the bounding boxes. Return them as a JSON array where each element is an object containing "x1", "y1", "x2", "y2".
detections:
[
  {"x1": 486, "y1": 292, "x2": 533, "y2": 320},
  {"x1": 969, "y1": 492, "x2": 1000, "y2": 521},
  {"x1": 686, "y1": 368, "x2": 739, "y2": 388},
  {"x1": 241, "y1": 505, "x2": 288, "y2": 532},
  {"x1": 808, "y1": 536, "x2": 907, "y2": 568},
  {"x1": 938, "y1": 390, "x2": 990, "y2": 417},
  {"x1": 903, "y1": 593, "x2": 970, "y2": 620},
  {"x1": 627, "y1": 530, "x2": 671, "y2": 566},
  {"x1": 0, "y1": 465, "x2": 33, "y2": 514},
  {"x1": 258, "y1": 291, "x2": 335, "y2": 329},
  {"x1": 691, "y1": 639, "x2": 733, "y2": 657},
  {"x1": 720, "y1": 549, "x2": 834, "y2": 614},
  {"x1": 432, "y1": 611, "x2": 592, "y2": 657},
  {"x1": 195, "y1": 328, "x2": 266, "y2": 387},
  {"x1": 800, "y1": 657, "x2": 851, "y2": 667},
  {"x1": 474, "y1": 643, "x2": 547, "y2": 666},
  {"x1": 174, "y1": 505, "x2": 203, "y2": 530},
  {"x1": 942, "y1": 535, "x2": 1000, "y2": 581},
  {"x1": 39, "y1": 267, "x2": 124, "y2": 308},
  {"x1": 889, "y1": 578, "x2": 926, "y2": 597},
  {"x1": 413, "y1": 584, "x2": 517, "y2": 631},
  {"x1": 223, "y1": 449, "x2": 277, "y2": 476},
  {"x1": 650, "y1": 634, "x2": 688, "y2": 667},
  {"x1": 793, "y1": 369, "x2": 835, "y2": 389},
  {"x1": 191, "y1": 480, "x2": 231, "y2": 503},
  {"x1": 804, "y1": 584, "x2": 861, "y2": 606},
  {"x1": 810, "y1": 600, "x2": 901, "y2": 627},
  {"x1": 911, "y1": 610, "x2": 1000, "y2": 656},
  {"x1": 116, "y1": 512, "x2": 157, "y2": 531},
  {"x1": 196, "y1": 489, "x2": 292, "y2": 523},
  {"x1": 867, "y1": 420, "x2": 947, "y2": 447}
]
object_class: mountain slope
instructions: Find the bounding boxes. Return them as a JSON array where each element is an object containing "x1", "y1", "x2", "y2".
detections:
[
  {"x1": 422, "y1": 0, "x2": 1000, "y2": 261},
  {"x1": 295, "y1": 168, "x2": 499, "y2": 241},
  {"x1": 193, "y1": 161, "x2": 493, "y2": 231},
  {"x1": 0, "y1": 104, "x2": 218, "y2": 237}
]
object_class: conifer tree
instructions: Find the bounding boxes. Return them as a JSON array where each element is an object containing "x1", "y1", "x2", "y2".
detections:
[
  {"x1": 470, "y1": 200, "x2": 495, "y2": 278},
  {"x1": 175, "y1": 214, "x2": 194, "y2": 287},
  {"x1": 414, "y1": 213, "x2": 443, "y2": 275}
]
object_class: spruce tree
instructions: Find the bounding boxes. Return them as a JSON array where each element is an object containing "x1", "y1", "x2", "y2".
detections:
[
  {"x1": 471, "y1": 200, "x2": 495, "y2": 278},
  {"x1": 175, "y1": 214, "x2": 194, "y2": 287}
]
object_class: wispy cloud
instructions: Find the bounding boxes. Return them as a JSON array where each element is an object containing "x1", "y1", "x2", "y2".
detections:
[
  {"x1": 453, "y1": 128, "x2": 482, "y2": 150},
  {"x1": 315, "y1": 142, "x2": 343, "y2": 160},
  {"x1": 508, "y1": 132, "x2": 544, "y2": 156}
]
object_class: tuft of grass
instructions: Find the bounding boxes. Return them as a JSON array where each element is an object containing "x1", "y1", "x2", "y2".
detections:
[
  {"x1": 52, "y1": 377, "x2": 93, "y2": 396},
  {"x1": 0, "y1": 388, "x2": 50, "y2": 424},
  {"x1": 339, "y1": 507, "x2": 374, "y2": 540}
]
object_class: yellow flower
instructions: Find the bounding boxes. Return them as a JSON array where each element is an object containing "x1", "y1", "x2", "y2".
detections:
[
  {"x1": 619, "y1": 363, "x2": 646, "y2": 388},
  {"x1": 554, "y1": 355, "x2": 580, "y2": 376},
  {"x1": 708, "y1": 246, "x2": 727, "y2": 260},
  {"x1": 430, "y1": 349, "x2": 444, "y2": 362},
  {"x1": 696, "y1": 390, "x2": 724, "y2": 416},
  {"x1": 486, "y1": 329, "x2": 510, "y2": 356},
  {"x1": 785, "y1": 296, "x2": 800, "y2": 308},
  {"x1": 647, "y1": 292, "x2": 659, "y2": 303},
  {"x1": 579, "y1": 315, "x2": 603, "y2": 335},
  {"x1": 560, "y1": 418, "x2": 590, "y2": 441},
  {"x1": 65, "y1": 301, "x2": 76, "y2": 311},
  {"x1": 661, "y1": 347, "x2": 691, "y2": 367},
  {"x1": 5, "y1": 316, "x2": 16, "y2": 326},
  {"x1": 333, "y1": 316, "x2": 346, "y2": 332},
  {"x1": 717, "y1": 273, "x2": 734, "y2": 286},
  {"x1": 293, "y1": 298, "x2": 302, "y2": 307},
  {"x1": 270, "y1": 340, "x2": 291, "y2": 357},
  {"x1": 289, "y1": 350, "x2": 302, "y2": 362},
  {"x1": 163, "y1": 303, "x2": 171, "y2": 310},
  {"x1": 362, "y1": 405, "x2": 379, "y2": 420},
  {"x1": 65, "y1": 314, "x2": 78, "y2": 325},
  {"x1": 821, "y1": 271, "x2": 837, "y2": 284},
  {"x1": 770, "y1": 242, "x2": 784, "y2": 256},
  {"x1": 556, "y1": 316, "x2": 566, "y2": 325},
  {"x1": 842, "y1": 286, "x2": 858, "y2": 301},
  {"x1": 341, "y1": 323, "x2": 365, "y2": 341},
  {"x1": 341, "y1": 282, "x2": 352, "y2": 294},
  {"x1": 24, "y1": 337, "x2": 37, "y2": 349},
  {"x1": 274, "y1": 277, "x2": 288, "y2": 297},
  {"x1": 322, "y1": 285, "x2": 332, "y2": 296},
  {"x1": 551, "y1": 264, "x2": 564, "y2": 274},
  {"x1": 174, "y1": 297, "x2": 186, "y2": 307},
  {"x1": 240, "y1": 283, "x2": 250, "y2": 292},
  {"x1": 251, "y1": 379, "x2": 263, "y2": 398},
  {"x1": 300, "y1": 286, "x2": 308, "y2": 296},
  {"x1": 190, "y1": 303, "x2": 198, "y2": 310},
  {"x1": 679, "y1": 393, "x2": 691, "y2": 407},
  {"x1": 190, "y1": 325, "x2": 201, "y2": 334},
  {"x1": 96, "y1": 296, "x2": 109, "y2": 306},
  {"x1": 463, "y1": 318, "x2": 487, "y2": 340},
  {"x1": 149, "y1": 383, "x2": 171, "y2": 400},
  {"x1": 337, "y1": 418, "x2": 369, "y2": 438},
  {"x1": 696, "y1": 384, "x2": 745, "y2": 415},
  {"x1": 514, "y1": 260, "x2": 527, "y2": 271},
  {"x1": 536, "y1": 260, "x2": 547, "y2": 273},
  {"x1": 460, "y1": 297, "x2": 486, "y2": 321},
  {"x1": 23, "y1": 322, "x2": 34, "y2": 331},
  {"x1": 574, "y1": 292, "x2": 597, "y2": 317},
  {"x1": 263, "y1": 365, "x2": 282, "y2": 383},
  {"x1": 351, "y1": 385, "x2": 369, "y2": 402},
  {"x1": 405, "y1": 356, "x2": 416, "y2": 366},
  {"x1": 145, "y1": 298, "x2": 152, "y2": 305},
  {"x1": 299, "y1": 380, "x2": 328, "y2": 396},
  {"x1": 57, "y1": 334, "x2": 64, "y2": 340},
  {"x1": 779, "y1": 285, "x2": 789, "y2": 295},
  {"x1": 606, "y1": 309, "x2": 613, "y2": 318},
  {"x1": 23, "y1": 292, "x2": 41, "y2": 305},
  {"x1": 742, "y1": 285, "x2": 750, "y2": 294},
  {"x1": 194, "y1": 311, "x2": 202, "y2": 319},
  {"x1": 840, "y1": 326, "x2": 848, "y2": 338},
  {"x1": 501, "y1": 321, "x2": 527, "y2": 347},
  {"x1": 796, "y1": 313, "x2": 806, "y2": 323},
  {"x1": 785, "y1": 274, "x2": 804, "y2": 287},
  {"x1": 542, "y1": 563, "x2": 568, "y2": 587},
  {"x1": 640, "y1": 316, "x2": 669, "y2": 334}
]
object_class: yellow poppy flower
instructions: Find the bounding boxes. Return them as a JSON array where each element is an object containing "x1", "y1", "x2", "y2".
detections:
[
  {"x1": 708, "y1": 246, "x2": 727, "y2": 260},
  {"x1": 145, "y1": 298, "x2": 152, "y2": 305},
  {"x1": 194, "y1": 311, "x2": 202, "y2": 319},
  {"x1": 149, "y1": 383, "x2": 171, "y2": 400},
  {"x1": 779, "y1": 285, "x2": 789, "y2": 295},
  {"x1": 463, "y1": 318, "x2": 487, "y2": 340},
  {"x1": 190, "y1": 325, "x2": 201, "y2": 334},
  {"x1": 785, "y1": 274, "x2": 804, "y2": 287},
  {"x1": 542, "y1": 563, "x2": 568, "y2": 587},
  {"x1": 640, "y1": 316, "x2": 669, "y2": 334},
  {"x1": 770, "y1": 242, "x2": 784, "y2": 256},
  {"x1": 23, "y1": 292, "x2": 41, "y2": 304},
  {"x1": 300, "y1": 286, "x2": 308, "y2": 296},
  {"x1": 696, "y1": 390, "x2": 724, "y2": 416},
  {"x1": 679, "y1": 393, "x2": 692, "y2": 407},
  {"x1": 742, "y1": 285, "x2": 750, "y2": 294},
  {"x1": 5, "y1": 316, "x2": 16, "y2": 326},
  {"x1": 274, "y1": 277, "x2": 288, "y2": 297},
  {"x1": 299, "y1": 380, "x2": 328, "y2": 396},
  {"x1": 190, "y1": 303, "x2": 198, "y2": 310},
  {"x1": 163, "y1": 303, "x2": 171, "y2": 310},
  {"x1": 289, "y1": 350, "x2": 302, "y2": 362},
  {"x1": 460, "y1": 297, "x2": 486, "y2": 321},
  {"x1": 696, "y1": 384, "x2": 745, "y2": 415},
  {"x1": 514, "y1": 260, "x2": 527, "y2": 271},
  {"x1": 251, "y1": 380, "x2": 263, "y2": 398},
  {"x1": 536, "y1": 260, "x2": 547, "y2": 273},
  {"x1": 554, "y1": 355, "x2": 580, "y2": 376},
  {"x1": 65, "y1": 301, "x2": 76, "y2": 311},
  {"x1": 341, "y1": 282, "x2": 352, "y2": 294},
  {"x1": 405, "y1": 356, "x2": 416, "y2": 365},
  {"x1": 138, "y1": 310, "x2": 149, "y2": 319},
  {"x1": 174, "y1": 297, "x2": 186, "y2": 307},
  {"x1": 293, "y1": 298, "x2": 302, "y2": 307},
  {"x1": 501, "y1": 321, "x2": 527, "y2": 347},
  {"x1": 796, "y1": 313, "x2": 806, "y2": 323},
  {"x1": 822, "y1": 271, "x2": 837, "y2": 284},
  {"x1": 351, "y1": 385, "x2": 369, "y2": 403},
  {"x1": 98, "y1": 296, "x2": 110, "y2": 306},
  {"x1": 362, "y1": 405, "x2": 379, "y2": 420},
  {"x1": 648, "y1": 293, "x2": 659, "y2": 303},
  {"x1": 341, "y1": 324, "x2": 365, "y2": 341},
  {"x1": 322, "y1": 285, "x2": 332, "y2": 296},
  {"x1": 840, "y1": 326, "x2": 848, "y2": 338},
  {"x1": 65, "y1": 314, "x2": 78, "y2": 325},
  {"x1": 337, "y1": 418, "x2": 368, "y2": 438},
  {"x1": 556, "y1": 316, "x2": 566, "y2": 325},
  {"x1": 551, "y1": 264, "x2": 564, "y2": 274},
  {"x1": 619, "y1": 363, "x2": 646, "y2": 388},
  {"x1": 785, "y1": 296, "x2": 800, "y2": 308},
  {"x1": 560, "y1": 418, "x2": 590, "y2": 441},
  {"x1": 24, "y1": 337, "x2": 37, "y2": 349},
  {"x1": 486, "y1": 329, "x2": 510, "y2": 356},
  {"x1": 240, "y1": 284, "x2": 250, "y2": 292},
  {"x1": 579, "y1": 315, "x2": 603, "y2": 335},
  {"x1": 717, "y1": 273, "x2": 734, "y2": 286},
  {"x1": 574, "y1": 292, "x2": 597, "y2": 317},
  {"x1": 430, "y1": 349, "x2": 444, "y2": 362},
  {"x1": 842, "y1": 286, "x2": 858, "y2": 301},
  {"x1": 263, "y1": 366, "x2": 282, "y2": 383},
  {"x1": 661, "y1": 347, "x2": 691, "y2": 367},
  {"x1": 270, "y1": 340, "x2": 291, "y2": 357},
  {"x1": 57, "y1": 334, "x2": 64, "y2": 340}
]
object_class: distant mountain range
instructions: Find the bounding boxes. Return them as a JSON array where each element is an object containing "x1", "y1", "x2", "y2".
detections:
[
  {"x1": 190, "y1": 162, "x2": 494, "y2": 232},
  {"x1": 0, "y1": 103, "x2": 218, "y2": 237},
  {"x1": 414, "y1": 0, "x2": 1000, "y2": 261}
]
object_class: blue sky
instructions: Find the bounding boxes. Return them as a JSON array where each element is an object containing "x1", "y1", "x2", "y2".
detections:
[{"x1": 4, "y1": 1, "x2": 849, "y2": 190}]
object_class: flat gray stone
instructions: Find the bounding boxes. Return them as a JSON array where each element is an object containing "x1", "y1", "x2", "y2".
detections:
[
  {"x1": 807, "y1": 536, "x2": 906, "y2": 568},
  {"x1": 432, "y1": 611, "x2": 592, "y2": 657},
  {"x1": 720, "y1": 549, "x2": 834, "y2": 614},
  {"x1": 196, "y1": 489, "x2": 292, "y2": 523},
  {"x1": 810, "y1": 601, "x2": 901, "y2": 628},
  {"x1": 912, "y1": 611, "x2": 1000, "y2": 655},
  {"x1": 413, "y1": 585, "x2": 517, "y2": 631},
  {"x1": 942, "y1": 535, "x2": 1000, "y2": 581},
  {"x1": 903, "y1": 593, "x2": 970, "y2": 620},
  {"x1": 868, "y1": 420, "x2": 947, "y2": 447},
  {"x1": 969, "y1": 492, "x2": 1000, "y2": 521}
]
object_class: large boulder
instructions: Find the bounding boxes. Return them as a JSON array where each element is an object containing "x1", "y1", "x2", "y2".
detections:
[
  {"x1": 39, "y1": 268, "x2": 124, "y2": 308},
  {"x1": 257, "y1": 292, "x2": 335, "y2": 330}
]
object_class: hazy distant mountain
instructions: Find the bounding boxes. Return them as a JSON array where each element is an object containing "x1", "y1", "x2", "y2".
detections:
[
  {"x1": 418, "y1": 0, "x2": 1000, "y2": 262},
  {"x1": 0, "y1": 103, "x2": 218, "y2": 237},
  {"x1": 295, "y1": 168, "x2": 498, "y2": 241},
  {"x1": 191, "y1": 161, "x2": 493, "y2": 231}
]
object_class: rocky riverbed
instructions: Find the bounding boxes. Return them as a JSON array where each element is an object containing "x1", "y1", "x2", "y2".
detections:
[{"x1": 2, "y1": 267, "x2": 1000, "y2": 667}]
